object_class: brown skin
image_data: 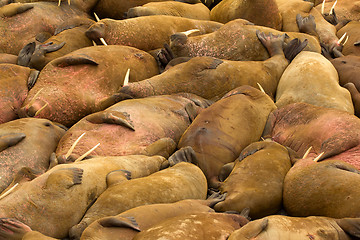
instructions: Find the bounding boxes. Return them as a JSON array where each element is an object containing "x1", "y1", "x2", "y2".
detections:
[
  {"x1": 214, "y1": 141, "x2": 292, "y2": 219},
  {"x1": 0, "y1": 2, "x2": 90, "y2": 55},
  {"x1": 133, "y1": 212, "x2": 249, "y2": 240},
  {"x1": 85, "y1": 16, "x2": 223, "y2": 52},
  {"x1": 15, "y1": 0, "x2": 99, "y2": 13},
  {"x1": 169, "y1": 19, "x2": 320, "y2": 61},
  {"x1": 55, "y1": 94, "x2": 209, "y2": 161},
  {"x1": 263, "y1": 102, "x2": 360, "y2": 170},
  {"x1": 126, "y1": 2, "x2": 210, "y2": 20},
  {"x1": 315, "y1": 0, "x2": 360, "y2": 23},
  {"x1": 17, "y1": 45, "x2": 159, "y2": 127},
  {"x1": 0, "y1": 53, "x2": 17, "y2": 64},
  {"x1": 0, "y1": 155, "x2": 166, "y2": 239},
  {"x1": 337, "y1": 21, "x2": 360, "y2": 57},
  {"x1": 210, "y1": 0, "x2": 282, "y2": 30},
  {"x1": 176, "y1": 86, "x2": 277, "y2": 188},
  {"x1": 69, "y1": 162, "x2": 208, "y2": 239},
  {"x1": 0, "y1": 64, "x2": 38, "y2": 124},
  {"x1": 275, "y1": 51, "x2": 354, "y2": 113},
  {"x1": 0, "y1": 118, "x2": 66, "y2": 193},
  {"x1": 228, "y1": 215, "x2": 359, "y2": 240},
  {"x1": 81, "y1": 196, "x2": 224, "y2": 240}
]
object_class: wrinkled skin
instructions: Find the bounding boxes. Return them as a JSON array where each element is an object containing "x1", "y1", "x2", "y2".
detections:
[
  {"x1": 69, "y1": 162, "x2": 208, "y2": 239},
  {"x1": 55, "y1": 94, "x2": 209, "y2": 161},
  {"x1": 263, "y1": 103, "x2": 360, "y2": 170},
  {"x1": 210, "y1": 0, "x2": 282, "y2": 30},
  {"x1": 0, "y1": 118, "x2": 66, "y2": 193},
  {"x1": 228, "y1": 215, "x2": 360, "y2": 240},
  {"x1": 276, "y1": 51, "x2": 354, "y2": 113},
  {"x1": 0, "y1": 2, "x2": 89, "y2": 55},
  {"x1": 0, "y1": 64, "x2": 38, "y2": 124},
  {"x1": 18, "y1": 45, "x2": 159, "y2": 127},
  {"x1": 0, "y1": 155, "x2": 166, "y2": 239},
  {"x1": 85, "y1": 16, "x2": 223, "y2": 52},
  {"x1": 337, "y1": 21, "x2": 360, "y2": 57},
  {"x1": 177, "y1": 86, "x2": 277, "y2": 188},
  {"x1": 214, "y1": 141, "x2": 292, "y2": 219},
  {"x1": 133, "y1": 212, "x2": 249, "y2": 240}
]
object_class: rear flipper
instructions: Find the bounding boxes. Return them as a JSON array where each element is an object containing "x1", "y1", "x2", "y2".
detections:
[
  {"x1": 256, "y1": 30, "x2": 285, "y2": 57},
  {"x1": 0, "y1": 133, "x2": 25, "y2": 152},
  {"x1": 168, "y1": 146, "x2": 197, "y2": 166},
  {"x1": 336, "y1": 218, "x2": 360, "y2": 238},
  {"x1": 142, "y1": 138, "x2": 177, "y2": 159},
  {"x1": 0, "y1": 218, "x2": 31, "y2": 240},
  {"x1": 283, "y1": 38, "x2": 308, "y2": 62},
  {"x1": 99, "y1": 216, "x2": 140, "y2": 231},
  {"x1": 344, "y1": 82, "x2": 360, "y2": 117},
  {"x1": 86, "y1": 111, "x2": 135, "y2": 131},
  {"x1": 156, "y1": 43, "x2": 175, "y2": 72},
  {"x1": 296, "y1": 14, "x2": 319, "y2": 38}
]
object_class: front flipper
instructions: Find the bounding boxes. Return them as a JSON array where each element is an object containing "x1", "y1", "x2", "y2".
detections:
[
  {"x1": 27, "y1": 69, "x2": 39, "y2": 90},
  {"x1": 218, "y1": 162, "x2": 235, "y2": 182},
  {"x1": 0, "y1": 218, "x2": 32, "y2": 240},
  {"x1": 231, "y1": 218, "x2": 268, "y2": 239},
  {"x1": 86, "y1": 111, "x2": 135, "y2": 131},
  {"x1": 256, "y1": 30, "x2": 285, "y2": 57},
  {"x1": 106, "y1": 170, "x2": 131, "y2": 188},
  {"x1": 0, "y1": 3, "x2": 33, "y2": 18},
  {"x1": 0, "y1": 133, "x2": 25, "y2": 152},
  {"x1": 283, "y1": 38, "x2": 308, "y2": 62},
  {"x1": 335, "y1": 218, "x2": 360, "y2": 238},
  {"x1": 53, "y1": 54, "x2": 98, "y2": 67},
  {"x1": 344, "y1": 82, "x2": 360, "y2": 117},
  {"x1": 96, "y1": 93, "x2": 133, "y2": 111},
  {"x1": 318, "y1": 133, "x2": 359, "y2": 161},
  {"x1": 238, "y1": 141, "x2": 268, "y2": 162},
  {"x1": 296, "y1": 14, "x2": 319, "y2": 38},
  {"x1": 99, "y1": 216, "x2": 140, "y2": 231},
  {"x1": 168, "y1": 146, "x2": 197, "y2": 166},
  {"x1": 44, "y1": 168, "x2": 83, "y2": 189},
  {"x1": 142, "y1": 138, "x2": 176, "y2": 159},
  {"x1": 17, "y1": 42, "x2": 35, "y2": 67}
]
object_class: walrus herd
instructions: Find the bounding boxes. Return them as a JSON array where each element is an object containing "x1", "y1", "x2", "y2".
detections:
[{"x1": 0, "y1": 0, "x2": 359, "y2": 239}]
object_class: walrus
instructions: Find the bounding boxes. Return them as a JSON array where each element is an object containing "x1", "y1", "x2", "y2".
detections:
[
  {"x1": 0, "y1": 118, "x2": 66, "y2": 193},
  {"x1": 0, "y1": 154, "x2": 167, "y2": 238},
  {"x1": 132, "y1": 212, "x2": 250, "y2": 240},
  {"x1": 228, "y1": 215, "x2": 360, "y2": 239},
  {"x1": 170, "y1": 86, "x2": 277, "y2": 189},
  {"x1": 17, "y1": 45, "x2": 159, "y2": 127},
  {"x1": 69, "y1": 162, "x2": 208, "y2": 239},
  {"x1": 0, "y1": 2, "x2": 89, "y2": 55},
  {"x1": 336, "y1": 21, "x2": 360, "y2": 57},
  {"x1": 125, "y1": 2, "x2": 210, "y2": 20},
  {"x1": 210, "y1": 0, "x2": 282, "y2": 30},
  {"x1": 263, "y1": 102, "x2": 360, "y2": 170},
  {"x1": 275, "y1": 51, "x2": 354, "y2": 113},
  {"x1": 0, "y1": 64, "x2": 39, "y2": 124},
  {"x1": 0, "y1": 53, "x2": 17, "y2": 64},
  {"x1": 15, "y1": 0, "x2": 98, "y2": 13},
  {"x1": 315, "y1": 0, "x2": 360, "y2": 23},
  {"x1": 213, "y1": 140, "x2": 292, "y2": 219},
  {"x1": 81, "y1": 194, "x2": 225, "y2": 240},
  {"x1": 85, "y1": 15, "x2": 223, "y2": 52}
]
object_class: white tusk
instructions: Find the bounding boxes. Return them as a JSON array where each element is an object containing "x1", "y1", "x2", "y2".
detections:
[
  {"x1": 338, "y1": 32, "x2": 347, "y2": 45},
  {"x1": 75, "y1": 143, "x2": 100, "y2": 162},
  {"x1": 343, "y1": 35, "x2": 349, "y2": 46},
  {"x1": 0, "y1": 183, "x2": 18, "y2": 200},
  {"x1": 182, "y1": 29, "x2": 200, "y2": 36},
  {"x1": 27, "y1": 88, "x2": 43, "y2": 108},
  {"x1": 92, "y1": 41, "x2": 97, "y2": 46},
  {"x1": 65, "y1": 132, "x2": 86, "y2": 159},
  {"x1": 68, "y1": 0, "x2": 70, "y2": 5},
  {"x1": 302, "y1": 146, "x2": 312, "y2": 159},
  {"x1": 313, "y1": 152, "x2": 324, "y2": 162},
  {"x1": 94, "y1": 12, "x2": 100, "y2": 22},
  {"x1": 123, "y1": 69, "x2": 130, "y2": 87},
  {"x1": 58, "y1": 0, "x2": 61, "y2": 6},
  {"x1": 321, "y1": 0, "x2": 325, "y2": 15},
  {"x1": 329, "y1": 0, "x2": 337, "y2": 15},
  {"x1": 34, "y1": 102, "x2": 48, "y2": 117},
  {"x1": 257, "y1": 83, "x2": 266, "y2": 94},
  {"x1": 100, "y1": 38, "x2": 108, "y2": 46},
  {"x1": 261, "y1": 137, "x2": 265, "y2": 141}
]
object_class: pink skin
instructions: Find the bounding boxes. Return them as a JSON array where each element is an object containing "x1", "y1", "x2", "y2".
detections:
[{"x1": 0, "y1": 218, "x2": 31, "y2": 240}]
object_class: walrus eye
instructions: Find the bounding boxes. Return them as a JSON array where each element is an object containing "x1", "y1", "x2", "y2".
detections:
[{"x1": 44, "y1": 122, "x2": 51, "y2": 127}]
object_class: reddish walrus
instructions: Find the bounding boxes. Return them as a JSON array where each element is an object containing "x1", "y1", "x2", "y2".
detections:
[
  {"x1": 0, "y1": 64, "x2": 39, "y2": 124},
  {"x1": 69, "y1": 162, "x2": 208, "y2": 239},
  {"x1": 228, "y1": 215, "x2": 360, "y2": 239},
  {"x1": 0, "y1": 154, "x2": 167, "y2": 239},
  {"x1": 133, "y1": 212, "x2": 250, "y2": 240},
  {"x1": 263, "y1": 102, "x2": 360, "y2": 170},
  {"x1": 81, "y1": 194, "x2": 225, "y2": 240},
  {"x1": 54, "y1": 93, "x2": 209, "y2": 163},
  {"x1": 214, "y1": 140, "x2": 292, "y2": 219},
  {"x1": 169, "y1": 86, "x2": 277, "y2": 189},
  {"x1": 0, "y1": 118, "x2": 66, "y2": 193},
  {"x1": 15, "y1": 0, "x2": 99, "y2": 13},
  {"x1": 17, "y1": 45, "x2": 159, "y2": 127},
  {"x1": 85, "y1": 15, "x2": 223, "y2": 52},
  {"x1": 0, "y1": 2, "x2": 89, "y2": 55}
]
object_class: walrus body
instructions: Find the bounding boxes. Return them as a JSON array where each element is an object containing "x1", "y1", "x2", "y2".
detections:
[
  {"x1": 177, "y1": 86, "x2": 277, "y2": 188},
  {"x1": 275, "y1": 51, "x2": 354, "y2": 113},
  {"x1": 69, "y1": 162, "x2": 208, "y2": 239},
  {"x1": 0, "y1": 118, "x2": 66, "y2": 193},
  {"x1": 85, "y1": 16, "x2": 223, "y2": 52},
  {"x1": 214, "y1": 141, "x2": 292, "y2": 219},
  {"x1": 337, "y1": 21, "x2": 360, "y2": 57},
  {"x1": 133, "y1": 212, "x2": 249, "y2": 240},
  {"x1": 228, "y1": 215, "x2": 360, "y2": 240},
  {"x1": 0, "y1": 2, "x2": 89, "y2": 55},
  {"x1": 17, "y1": 45, "x2": 159, "y2": 127},
  {"x1": 0, "y1": 53, "x2": 17, "y2": 64},
  {"x1": 0, "y1": 155, "x2": 166, "y2": 238},
  {"x1": 315, "y1": 0, "x2": 360, "y2": 23}
]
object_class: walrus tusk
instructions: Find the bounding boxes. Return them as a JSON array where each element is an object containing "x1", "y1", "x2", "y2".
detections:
[
  {"x1": 34, "y1": 102, "x2": 48, "y2": 117},
  {"x1": 75, "y1": 143, "x2": 100, "y2": 162},
  {"x1": 329, "y1": 0, "x2": 337, "y2": 15},
  {"x1": 58, "y1": 0, "x2": 61, "y2": 6},
  {"x1": 26, "y1": 88, "x2": 43, "y2": 109},
  {"x1": 65, "y1": 132, "x2": 86, "y2": 159},
  {"x1": 337, "y1": 32, "x2": 347, "y2": 45},
  {"x1": 0, "y1": 183, "x2": 18, "y2": 200},
  {"x1": 100, "y1": 38, "x2": 108, "y2": 46},
  {"x1": 123, "y1": 69, "x2": 130, "y2": 87},
  {"x1": 302, "y1": 146, "x2": 312, "y2": 159},
  {"x1": 321, "y1": 0, "x2": 325, "y2": 15},
  {"x1": 182, "y1": 29, "x2": 200, "y2": 36},
  {"x1": 68, "y1": 0, "x2": 70, "y2": 5},
  {"x1": 343, "y1": 35, "x2": 349, "y2": 46},
  {"x1": 257, "y1": 83, "x2": 266, "y2": 94},
  {"x1": 94, "y1": 12, "x2": 101, "y2": 22},
  {"x1": 92, "y1": 41, "x2": 97, "y2": 46},
  {"x1": 313, "y1": 152, "x2": 324, "y2": 162}
]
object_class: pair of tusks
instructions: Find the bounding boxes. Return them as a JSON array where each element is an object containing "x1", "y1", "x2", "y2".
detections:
[
  {"x1": 321, "y1": 0, "x2": 337, "y2": 15},
  {"x1": 302, "y1": 146, "x2": 324, "y2": 162},
  {"x1": 58, "y1": 0, "x2": 71, "y2": 6},
  {"x1": 25, "y1": 88, "x2": 49, "y2": 117},
  {"x1": 94, "y1": 13, "x2": 108, "y2": 46},
  {"x1": 338, "y1": 32, "x2": 349, "y2": 46},
  {"x1": 65, "y1": 132, "x2": 101, "y2": 162}
]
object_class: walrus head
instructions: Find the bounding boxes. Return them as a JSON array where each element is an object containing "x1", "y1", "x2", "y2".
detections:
[{"x1": 85, "y1": 21, "x2": 106, "y2": 43}]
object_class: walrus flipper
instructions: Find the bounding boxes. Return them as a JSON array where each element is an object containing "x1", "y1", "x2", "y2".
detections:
[
  {"x1": 256, "y1": 30, "x2": 285, "y2": 57},
  {"x1": 86, "y1": 111, "x2": 135, "y2": 131},
  {"x1": 333, "y1": 162, "x2": 360, "y2": 175},
  {"x1": 283, "y1": 38, "x2": 308, "y2": 62},
  {"x1": 235, "y1": 218, "x2": 268, "y2": 239},
  {"x1": 0, "y1": 3, "x2": 33, "y2": 18},
  {"x1": 99, "y1": 216, "x2": 141, "y2": 231},
  {"x1": 17, "y1": 42, "x2": 36, "y2": 67},
  {"x1": 218, "y1": 162, "x2": 235, "y2": 182},
  {"x1": 0, "y1": 133, "x2": 26, "y2": 152},
  {"x1": 355, "y1": 41, "x2": 360, "y2": 46},
  {"x1": 41, "y1": 41, "x2": 66, "y2": 53},
  {"x1": 27, "y1": 69, "x2": 39, "y2": 90},
  {"x1": 96, "y1": 93, "x2": 134, "y2": 111},
  {"x1": 335, "y1": 218, "x2": 360, "y2": 238},
  {"x1": 53, "y1": 54, "x2": 99, "y2": 67},
  {"x1": 44, "y1": 168, "x2": 83, "y2": 189},
  {"x1": 296, "y1": 14, "x2": 318, "y2": 37},
  {"x1": 142, "y1": 138, "x2": 177, "y2": 159},
  {"x1": 0, "y1": 218, "x2": 31, "y2": 239},
  {"x1": 106, "y1": 170, "x2": 131, "y2": 187},
  {"x1": 344, "y1": 83, "x2": 360, "y2": 117},
  {"x1": 168, "y1": 146, "x2": 197, "y2": 166},
  {"x1": 238, "y1": 142, "x2": 267, "y2": 162}
]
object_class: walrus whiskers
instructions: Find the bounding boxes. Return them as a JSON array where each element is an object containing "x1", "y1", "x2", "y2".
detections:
[
  {"x1": 329, "y1": 0, "x2": 337, "y2": 15},
  {"x1": 337, "y1": 32, "x2": 347, "y2": 45},
  {"x1": 94, "y1": 12, "x2": 108, "y2": 46},
  {"x1": 257, "y1": 83, "x2": 266, "y2": 94},
  {"x1": 74, "y1": 143, "x2": 100, "y2": 162},
  {"x1": 65, "y1": 132, "x2": 86, "y2": 159},
  {"x1": 302, "y1": 146, "x2": 312, "y2": 159},
  {"x1": 321, "y1": 0, "x2": 325, "y2": 15},
  {"x1": 34, "y1": 102, "x2": 48, "y2": 117},
  {"x1": 313, "y1": 152, "x2": 324, "y2": 162},
  {"x1": 123, "y1": 69, "x2": 130, "y2": 87},
  {"x1": 0, "y1": 183, "x2": 18, "y2": 200},
  {"x1": 26, "y1": 88, "x2": 43, "y2": 109},
  {"x1": 182, "y1": 29, "x2": 200, "y2": 36}
]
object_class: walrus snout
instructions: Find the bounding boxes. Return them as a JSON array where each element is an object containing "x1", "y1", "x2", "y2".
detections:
[
  {"x1": 125, "y1": 7, "x2": 141, "y2": 18},
  {"x1": 18, "y1": 99, "x2": 49, "y2": 118},
  {"x1": 85, "y1": 22, "x2": 106, "y2": 41}
]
